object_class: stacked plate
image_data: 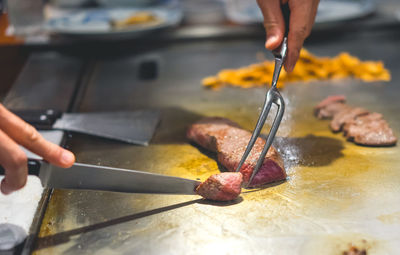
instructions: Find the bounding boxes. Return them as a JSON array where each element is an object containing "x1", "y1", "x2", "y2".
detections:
[{"x1": 45, "y1": 0, "x2": 182, "y2": 39}]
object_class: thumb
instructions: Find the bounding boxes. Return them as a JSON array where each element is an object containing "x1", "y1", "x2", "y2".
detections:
[{"x1": 257, "y1": 0, "x2": 285, "y2": 50}]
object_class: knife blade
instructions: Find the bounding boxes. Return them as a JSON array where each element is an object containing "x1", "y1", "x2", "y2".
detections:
[
  {"x1": 29, "y1": 161, "x2": 200, "y2": 195},
  {"x1": 12, "y1": 109, "x2": 160, "y2": 146}
]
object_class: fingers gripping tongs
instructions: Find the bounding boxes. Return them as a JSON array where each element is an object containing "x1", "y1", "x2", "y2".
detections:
[{"x1": 236, "y1": 5, "x2": 289, "y2": 187}]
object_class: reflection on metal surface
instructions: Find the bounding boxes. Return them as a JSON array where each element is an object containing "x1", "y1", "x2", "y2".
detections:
[
  {"x1": 273, "y1": 135, "x2": 344, "y2": 167},
  {"x1": 34, "y1": 39, "x2": 400, "y2": 254}
]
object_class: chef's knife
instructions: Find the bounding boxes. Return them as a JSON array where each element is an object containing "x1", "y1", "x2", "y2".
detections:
[
  {"x1": 28, "y1": 160, "x2": 200, "y2": 195},
  {"x1": 12, "y1": 109, "x2": 160, "y2": 146}
]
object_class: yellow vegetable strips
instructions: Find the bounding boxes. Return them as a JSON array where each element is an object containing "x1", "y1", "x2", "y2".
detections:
[
  {"x1": 202, "y1": 49, "x2": 391, "y2": 89},
  {"x1": 110, "y1": 12, "x2": 160, "y2": 29}
]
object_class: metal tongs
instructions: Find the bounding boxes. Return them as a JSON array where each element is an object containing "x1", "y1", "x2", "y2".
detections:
[{"x1": 236, "y1": 5, "x2": 289, "y2": 187}]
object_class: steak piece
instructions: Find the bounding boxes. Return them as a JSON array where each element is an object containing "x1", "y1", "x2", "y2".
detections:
[
  {"x1": 186, "y1": 117, "x2": 240, "y2": 152},
  {"x1": 315, "y1": 96, "x2": 397, "y2": 147},
  {"x1": 330, "y1": 107, "x2": 369, "y2": 132},
  {"x1": 343, "y1": 112, "x2": 383, "y2": 135},
  {"x1": 345, "y1": 113, "x2": 397, "y2": 146},
  {"x1": 187, "y1": 117, "x2": 286, "y2": 187},
  {"x1": 196, "y1": 172, "x2": 243, "y2": 201},
  {"x1": 215, "y1": 127, "x2": 286, "y2": 186},
  {"x1": 314, "y1": 95, "x2": 347, "y2": 119},
  {"x1": 316, "y1": 102, "x2": 349, "y2": 119},
  {"x1": 315, "y1": 95, "x2": 346, "y2": 109}
]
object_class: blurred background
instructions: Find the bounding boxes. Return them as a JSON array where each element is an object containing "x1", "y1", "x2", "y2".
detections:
[{"x1": 2, "y1": 0, "x2": 399, "y2": 100}]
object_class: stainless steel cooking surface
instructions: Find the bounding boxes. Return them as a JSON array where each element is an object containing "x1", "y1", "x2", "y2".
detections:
[
  {"x1": 3, "y1": 53, "x2": 84, "y2": 111},
  {"x1": 29, "y1": 31, "x2": 400, "y2": 254}
]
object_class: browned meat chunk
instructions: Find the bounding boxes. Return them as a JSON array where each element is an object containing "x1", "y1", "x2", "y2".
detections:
[
  {"x1": 315, "y1": 94, "x2": 346, "y2": 109},
  {"x1": 314, "y1": 95, "x2": 347, "y2": 119},
  {"x1": 343, "y1": 112, "x2": 383, "y2": 135},
  {"x1": 186, "y1": 117, "x2": 240, "y2": 152},
  {"x1": 187, "y1": 117, "x2": 286, "y2": 187},
  {"x1": 316, "y1": 102, "x2": 349, "y2": 119},
  {"x1": 315, "y1": 96, "x2": 397, "y2": 147},
  {"x1": 196, "y1": 172, "x2": 243, "y2": 201},
  {"x1": 330, "y1": 107, "x2": 369, "y2": 132},
  {"x1": 345, "y1": 113, "x2": 397, "y2": 146},
  {"x1": 353, "y1": 125, "x2": 397, "y2": 146},
  {"x1": 216, "y1": 127, "x2": 286, "y2": 187}
]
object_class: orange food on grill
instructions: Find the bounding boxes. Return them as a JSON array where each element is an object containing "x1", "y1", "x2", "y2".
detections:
[{"x1": 202, "y1": 49, "x2": 391, "y2": 90}]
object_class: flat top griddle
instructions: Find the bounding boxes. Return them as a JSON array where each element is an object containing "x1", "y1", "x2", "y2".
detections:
[{"x1": 31, "y1": 31, "x2": 400, "y2": 255}]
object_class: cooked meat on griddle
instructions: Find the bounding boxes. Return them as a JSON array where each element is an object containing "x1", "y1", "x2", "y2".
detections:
[
  {"x1": 187, "y1": 117, "x2": 286, "y2": 187},
  {"x1": 315, "y1": 96, "x2": 397, "y2": 146},
  {"x1": 315, "y1": 94, "x2": 346, "y2": 111},
  {"x1": 330, "y1": 107, "x2": 369, "y2": 132},
  {"x1": 186, "y1": 117, "x2": 240, "y2": 152},
  {"x1": 314, "y1": 95, "x2": 348, "y2": 119},
  {"x1": 315, "y1": 102, "x2": 349, "y2": 119},
  {"x1": 352, "y1": 124, "x2": 397, "y2": 146},
  {"x1": 196, "y1": 172, "x2": 242, "y2": 201},
  {"x1": 343, "y1": 112, "x2": 383, "y2": 135},
  {"x1": 345, "y1": 114, "x2": 397, "y2": 146}
]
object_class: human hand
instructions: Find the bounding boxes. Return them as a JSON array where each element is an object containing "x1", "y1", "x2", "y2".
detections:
[
  {"x1": 257, "y1": 0, "x2": 320, "y2": 72},
  {"x1": 0, "y1": 104, "x2": 75, "y2": 194}
]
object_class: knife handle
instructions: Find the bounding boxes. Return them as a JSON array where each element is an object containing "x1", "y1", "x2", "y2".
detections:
[
  {"x1": 12, "y1": 109, "x2": 62, "y2": 130},
  {"x1": 0, "y1": 159, "x2": 41, "y2": 176},
  {"x1": 28, "y1": 159, "x2": 42, "y2": 176}
]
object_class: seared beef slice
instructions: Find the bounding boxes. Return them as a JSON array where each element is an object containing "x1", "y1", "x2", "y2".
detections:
[
  {"x1": 196, "y1": 172, "x2": 243, "y2": 201},
  {"x1": 343, "y1": 112, "x2": 383, "y2": 135},
  {"x1": 314, "y1": 95, "x2": 347, "y2": 119},
  {"x1": 315, "y1": 96, "x2": 397, "y2": 146},
  {"x1": 330, "y1": 107, "x2": 369, "y2": 132},
  {"x1": 187, "y1": 117, "x2": 286, "y2": 187},
  {"x1": 345, "y1": 113, "x2": 397, "y2": 146},
  {"x1": 315, "y1": 102, "x2": 349, "y2": 119}
]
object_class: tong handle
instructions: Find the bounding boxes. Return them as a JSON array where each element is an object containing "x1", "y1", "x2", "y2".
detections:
[
  {"x1": 270, "y1": 4, "x2": 290, "y2": 87},
  {"x1": 282, "y1": 3, "x2": 290, "y2": 36}
]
